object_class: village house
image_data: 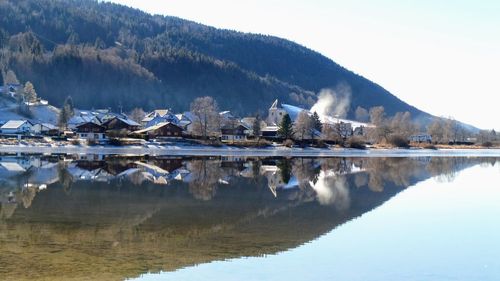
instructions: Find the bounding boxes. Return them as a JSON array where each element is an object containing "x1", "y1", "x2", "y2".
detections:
[
  {"x1": 261, "y1": 126, "x2": 279, "y2": 139},
  {"x1": 75, "y1": 122, "x2": 106, "y2": 141},
  {"x1": 101, "y1": 116, "x2": 141, "y2": 132},
  {"x1": 0, "y1": 120, "x2": 34, "y2": 134},
  {"x1": 68, "y1": 112, "x2": 102, "y2": 129},
  {"x1": 32, "y1": 123, "x2": 59, "y2": 136},
  {"x1": 175, "y1": 113, "x2": 192, "y2": 130},
  {"x1": 409, "y1": 134, "x2": 432, "y2": 143},
  {"x1": 221, "y1": 123, "x2": 251, "y2": 143},
  {"x1": 133, "y1": 122, "x2": 183, "y2": 139},
  {"x1": 141, "y1": 109, "x2": 179, "y2": 127}
]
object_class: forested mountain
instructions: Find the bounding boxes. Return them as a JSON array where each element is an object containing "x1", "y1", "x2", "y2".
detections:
[{"x1": 0, "y1": 0, "x2": 429, "y2": 119}]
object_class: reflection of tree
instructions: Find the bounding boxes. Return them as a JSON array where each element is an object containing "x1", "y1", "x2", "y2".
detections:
[
  {"x1": 426, "y1": 158, "x2": 459, "y2": 183},
  {"x1": 19, "y1": 187, "x2": 37, "y2": 208},
  {"x1": 321, "y1": 158, "x2": 351, "y2": 175},
  {"x1": 354, "y1": 173, "x2": 368, "y2": 188},
  {"x1": 363, "y1": 158, "x2": 422, "y2": 191},
  {"x1": 188, "y1": 159, "x2": 221, "y2": 201},
  {"x1": 277, "y1": 159, "x2": 292, "y2": 184},
  {"x1": 292, "y1": 158, "x2": 320, "y2": 188},
  {"x1": 57, "y1": 161, "x2": 73, "y2": 194}
]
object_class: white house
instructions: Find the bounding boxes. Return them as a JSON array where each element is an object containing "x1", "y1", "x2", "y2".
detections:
[{"x1": 0, "y1": 120, "x2": 34, "y2": 134}]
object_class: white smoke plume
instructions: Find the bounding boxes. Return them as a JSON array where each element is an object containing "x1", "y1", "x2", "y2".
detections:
[{"x1": 310, "y1": 84, "x2": 351, "y2": 120}]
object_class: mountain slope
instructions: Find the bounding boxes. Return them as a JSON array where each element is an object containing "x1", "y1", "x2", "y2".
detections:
[{"x1": 0, "y1": 0, "x2": 429, "y2": 120}]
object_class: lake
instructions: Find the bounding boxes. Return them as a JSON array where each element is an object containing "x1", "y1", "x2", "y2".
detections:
[{"x1": 0, "y1": 154, "x2": 498, "y2": 281}]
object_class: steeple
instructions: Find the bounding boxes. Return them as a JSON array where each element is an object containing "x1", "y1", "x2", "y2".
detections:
[{"x1": 270, "y1": 99, "x2": 281, "y2": 109}]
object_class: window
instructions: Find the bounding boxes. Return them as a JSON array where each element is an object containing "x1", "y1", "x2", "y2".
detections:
[{"x1": 94, "y1": 134, "x2": 99, "y2": 139}]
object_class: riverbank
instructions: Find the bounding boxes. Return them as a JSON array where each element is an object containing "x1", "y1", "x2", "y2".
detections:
[{"x1": 1, "y1": 143, "x2": 499, "y2": 157}]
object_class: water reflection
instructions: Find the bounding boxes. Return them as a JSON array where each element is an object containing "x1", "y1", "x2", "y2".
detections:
[{"x1": 0, "y1": 154, "x2": 497, "y2": 280}]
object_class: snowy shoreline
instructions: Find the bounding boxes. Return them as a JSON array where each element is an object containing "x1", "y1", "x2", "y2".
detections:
[{"x1": 0, "y1": 144, "x2": 499, "y2": 157}]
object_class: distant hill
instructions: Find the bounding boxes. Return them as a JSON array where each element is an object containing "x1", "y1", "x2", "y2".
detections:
[{"x1": 0, "y1": 0, "x2": 430, "y2": 121}]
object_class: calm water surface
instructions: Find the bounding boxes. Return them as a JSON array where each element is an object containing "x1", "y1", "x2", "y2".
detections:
[{"x1": 0, "y1": 154, "x2": 498, "y2": 281}]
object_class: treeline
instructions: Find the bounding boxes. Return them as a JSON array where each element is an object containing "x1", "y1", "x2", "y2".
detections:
[{"x1": 0, "y1": 0, "x2": 428, "y2": 120}]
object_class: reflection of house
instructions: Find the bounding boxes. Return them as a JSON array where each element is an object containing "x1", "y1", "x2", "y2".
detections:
[
  {"x1": 260, "y1": 164, "x2": 298, "y2": 197},
  {"x1": 221, "y1": 124, "x2": 250, "y2": 143},
  {"x1": 68, "y1": 162, "x2": 114, "y2": 182},
  {"x1": 133, "y1": 122, "x2": 183, "y2": 138},
  {"x1": 75, "y1": 122, "x2": 106, "y2": 141},
  {"x1": 0, "y1": 120, "x2": 34, "y2": 134},
  {"x1": 134, "y1": 161, "x2": 190, "y2": 185}
]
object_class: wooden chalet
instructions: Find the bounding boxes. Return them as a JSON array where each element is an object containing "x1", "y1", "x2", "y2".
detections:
[
  {"x1": 101, "y1": 116, "x2": 141, "y2": 132},
  {"x1": 75, "y1": 122, "x2": 106, "y2": 141},
  {"x1": 133, "y1": 122, "x2": 183, "y2": 138},
  {"x1": 221, "y1": 124, "x2": 250, "y2": 143}
]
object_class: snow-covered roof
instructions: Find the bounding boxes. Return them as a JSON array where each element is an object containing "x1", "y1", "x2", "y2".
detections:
[
  {"x1": 144, "y1": 109, "x2": 171, "y2": 119},
  {"x1": 117, "y1": 117, "x2": 140, "y2": 126},
  {"x1": 1, "y1": 120, "x2": 32, "y2": 129},
  {"x1": 0, "y1": 162, "x2": 27, "y2": 172},
  {"x1": 134, "y1": 122, "x2": 180, "y2": 134}
]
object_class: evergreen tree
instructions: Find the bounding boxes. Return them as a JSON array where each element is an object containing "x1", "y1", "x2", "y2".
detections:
[
  {"x1": 58, "y1": 96, "x2": 75, "y2": 129},
  {"x1": 64, "y1": 96, "x2": 75, "y2": 114},
  {"x1": 312, "y1": 111, "x2": 322, "y2": 132},
  {"x1": 278, "y1": 113, "x2": 294, "y2": 140}
]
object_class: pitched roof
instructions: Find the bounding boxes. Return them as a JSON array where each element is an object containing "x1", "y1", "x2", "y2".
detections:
[
  {"x1": 133, "y1": 122, "x2": 181, "y2": 134},
  {"x1": 102, "y1": 116, "x2": 140, "y2": 127},
  {"x1": 1, "y1": 120, "x2": 32, "y2": 129},
  {"x1": 144, "y1": 109, "x2": 171, "y2": 118}
]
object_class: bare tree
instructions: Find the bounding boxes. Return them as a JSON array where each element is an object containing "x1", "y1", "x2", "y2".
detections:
[
  {"x1": 355, "y1": 106, "x2": 369, "y2": 122},
  {"x1": 445, "y1": 118, "x2": 461, "y2": 143},
  {"x1": 390, "y1": 111, "x2": 416, "y2": 138},
  {"x1": 128, "y1": 107, "x2": 146, "y2": 124},
  {"x1": 190, "y1": 96, "x2": 220, "y2": 139},
  {"x1": 369, "y1": 106, "x2": 385, "y2": 126},
  {"x1": 23, "y1": 81, "x2": 37, "y2": 103},
  {"x1": 4, "y1": 70, "x2": 19, "y2": 85},
  {"x1": 294, "y1": 110, "x2": 315, "y2": 141},
  {"x1": 427, "y1": 118, "x2": 445, "y2": 143},
  {"x1": 252, "y1": 114, "x2": 262, "y2": 143}
]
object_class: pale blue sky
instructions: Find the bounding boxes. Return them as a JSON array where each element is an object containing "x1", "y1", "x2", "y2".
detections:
[{"x1": 108, "y1": 0, "x2": 499, "y2": 130}]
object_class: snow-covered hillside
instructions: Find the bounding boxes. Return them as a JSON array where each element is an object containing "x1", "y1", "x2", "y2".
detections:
[{"x1": 0, "y1": 96, "x2": 59, "y2": 125}]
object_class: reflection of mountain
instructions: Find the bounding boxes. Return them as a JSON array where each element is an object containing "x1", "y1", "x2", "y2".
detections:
[{"x1": 0, "y1": 156, "x2": 497, "y2": 281}]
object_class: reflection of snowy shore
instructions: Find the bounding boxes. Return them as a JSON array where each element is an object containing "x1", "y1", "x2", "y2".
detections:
[{"x1": 0, "y1": 144, "x2": 499, "y2": 157}]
